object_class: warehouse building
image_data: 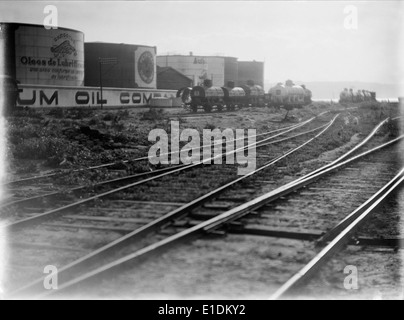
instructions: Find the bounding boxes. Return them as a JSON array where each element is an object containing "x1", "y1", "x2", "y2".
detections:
[
  {"x1": 0, "y1": 22, "x2": 85, "y2": 86},
  {"x1": 157, "y1": 66, "x2": 193, "y2": 90},
  {"x1": 85, "y1": 42, "x2": 157, "y2": 89}
]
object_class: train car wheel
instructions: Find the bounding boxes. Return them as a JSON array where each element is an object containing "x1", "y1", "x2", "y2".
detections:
[
  {"x1": 191, "y1": 104, "x2": 198, "y2": 113},
  {"x1": 203, "y1": 104, "x2": 212, "y2": 113}
]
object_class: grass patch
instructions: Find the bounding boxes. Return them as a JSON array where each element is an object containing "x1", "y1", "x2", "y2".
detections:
[{"x1": 140, "y1": 108, "x2": 166, "y2": 121}]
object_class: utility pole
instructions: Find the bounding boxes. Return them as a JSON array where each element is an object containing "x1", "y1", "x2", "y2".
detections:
[
  {"x1": 98, "y1": 57, "x2": 118, "y2": 109},
  {"x1": 99, "y1": 60, "x2": 103, "y2": 109}
]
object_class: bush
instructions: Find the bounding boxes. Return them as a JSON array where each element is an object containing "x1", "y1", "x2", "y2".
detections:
[
  {"x1": 14, "y1": 136, "x2": 68, "y2": 160},
  {"x1": 12, "y1": 108, "x2": 44, "y2": 119},
  {"x1": 88, "y1": 117, "x2": 100, "y2": 126},
  {"x1": 140, "y1": 108, "x2": 165, "y2": 120},
  {"x1": 47, "y1": 108, "x2": 65, "y2": 118},
  {"x1": 204, "y1": 123, "x2": 216, "y2": 130},
  {"x1": 103, "y1": 113, "x2": 114, "y2": 121},
  {"x1": 65, "y1": 108, "x2": 95, "y2": 119},
  {"x1": 117, "y1": 109, "x2": 131, "y2": 119}
]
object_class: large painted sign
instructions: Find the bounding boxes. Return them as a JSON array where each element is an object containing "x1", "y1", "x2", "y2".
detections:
[
  {"x1": 15, "y1": 26, "x2": 85, "y2": 86},
  {"x1": 16, "y1": 84, "x2": 177, "y2": 108},
  {"x1": 135, "y1": 47, "x2": 156, "y2": 89}
]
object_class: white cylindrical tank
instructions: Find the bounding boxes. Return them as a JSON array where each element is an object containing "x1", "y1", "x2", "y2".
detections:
[
  {"x1": 1, "y1": 23, "x2": 85, "y2": 86},
  {"x1": 269, "y1": 82, "x2": 305, "y2": 104},
  {"x1": 157, "y1": 55, "x2": 225, "y2": 87}
]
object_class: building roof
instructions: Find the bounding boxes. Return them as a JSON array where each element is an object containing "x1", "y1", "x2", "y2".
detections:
[
  {"x1": 85, "y1": 42, "x2": 156, "y2": 49},
  {"x1": 157, "y1": 66, "x2": 193, "y2": 81},
  {"x1": 238, "y1": 60, "x2": 264, "y2": 64},
  {"x1": 0, "y1": 22, "x2": 83, "y2": 34},
  {"x1": 157, "y1": 54, "x2": 238, "y2": 60}
]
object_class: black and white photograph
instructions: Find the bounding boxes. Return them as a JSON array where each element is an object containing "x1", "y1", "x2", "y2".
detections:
[{"x1": 0, "y1": 0, "x2": 403, "y2": 303}]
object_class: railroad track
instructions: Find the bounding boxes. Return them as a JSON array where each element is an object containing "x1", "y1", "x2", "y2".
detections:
[
  {"x1": 168, "y1": 108, "x2": 245, "y2": 118},
  {"x1": 4, "y1": 115, "x2": 399, "y2": 298},
  {"x1": 2, "y1": 107, "x2": 348, "y2": 192},
  {"x1": 270, "y1": 167, "x2": 404, "y2": 299},
  {"x1": 168, "y1": 104, "x2": 359, "y2": 119},
  {"x1": 3, "y1": 114, "x2": 339, "y2": 297},
  {"x1": 303, "y1": 189, "x2": 403, "y2": 300},
  {"x1": 2, "y1": 114, "x2": 328, "y2": 217},
  {"x1": 1, "y1": 119, "x2": 311, "y2": 201},
  {"x1": 45, "y1": 134, "x2": 401, "y2": 300},
  {"x1": 1, "y1": 120, "x2": 317, "y2": 221}
]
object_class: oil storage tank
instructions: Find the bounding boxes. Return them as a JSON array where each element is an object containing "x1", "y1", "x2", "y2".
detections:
[
  {"x1": 157, "y1": 54, "x2": 233, "y2": 87},
  {"x1": 237, "y1": 60, "x2": 264, "y2": 88},
  {"x1": 0, "y1": 22, "x2": 85, "y2": 86},
  {"x1": 224, "y1": 56, "x2": 238, "y2": 88},
  {"x1": 85, "y1": 42, "x2": 157, "y2": 89}
]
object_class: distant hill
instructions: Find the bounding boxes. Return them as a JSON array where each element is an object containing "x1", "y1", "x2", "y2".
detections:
[{"x1": 264, "y1": 80, "x2": 399, "y2": 100}]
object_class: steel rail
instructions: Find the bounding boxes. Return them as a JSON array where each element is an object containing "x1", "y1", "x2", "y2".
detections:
[
  {"x1": 270, "y1": 168, "x2": 404, "y2": 300},
  {"x1": 10, "y1": 117, "x2": 339, "y2": 297},
  {"x1": 2, "y1": 121, "x2": 311, "y2": 209},
  {"x1": 3, "y1": 119, "x2": 313, "y2": 187},
  {"x1": 9, "y1": 109, "x2": 343, "y2": 187},
  {"x1": 0, "y1": 164, "x2": 189, "y2": 210},
  {"x1": 316, "y1": 172, "x2": 404, "y2": 245},
  {"x1": 32, "y1": 133, "x2": 404, "y2": 298},
  {"x1": 282, "y1": 116, "x2": 400, "y2": 187},
  {"x1": 2, "y1": 116, "x2": 319, "y2": 232}
]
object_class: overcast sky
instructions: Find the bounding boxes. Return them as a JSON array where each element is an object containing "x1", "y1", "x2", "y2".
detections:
[{"x1": 1, "y1": 1, "x2": 403, "y2": 88}]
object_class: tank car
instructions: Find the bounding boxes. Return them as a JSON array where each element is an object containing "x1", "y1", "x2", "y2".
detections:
[
  {"x1": 339, "y1": 88, "x2": 376, "y2": 103},
  {"x1": 301, "y1": 84, "x2": 312, "y2": 105},
  {"x1": 178, "y1": 79, "x2": 262, "y2": 113},
  {"x1": 186, "y1": 79, "x2": 225, "y2": 113},
  {"x1": 361, "y1": 90, "x2": 376, "y2": 101},
  {"x1": 240, "y1": 80, "x2": 266, "y2": 107},
  {"x1": 354, "y1": 90, "x2": 365, "y2": 102},
  {"x1": 339, "y1": 88, "x2": 351, "y2": 103},
  {"x1": 268, "y1": 80, "x2": 307, "y2": 110},
  {"x1": 222, "y1": 81, "x2": 247, "y2": 111},
  {"x1": 176, "y1": 87, "x2": 192, "y2": 104}
]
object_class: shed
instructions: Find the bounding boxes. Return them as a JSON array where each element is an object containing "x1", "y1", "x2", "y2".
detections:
[{"x1": 157, "y1": 66, "x2": 193, "y2": 90}]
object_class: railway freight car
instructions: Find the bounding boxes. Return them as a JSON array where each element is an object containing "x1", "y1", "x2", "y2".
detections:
[
  {"x1": 178, "y1": 79, "x2": 266, "y2": 112},
  {"x1": 339, "y1": 88, "x2": 376, "y2": 103},
  {"x1": 240, "y1": 80, "x2": 266, "y2": 108},
  {"x1": 268, "y1": 80, "x2": 312, "y2": 110},
  {"x1": 178, "y1": 79, "x2": 312, "y2": 113}
]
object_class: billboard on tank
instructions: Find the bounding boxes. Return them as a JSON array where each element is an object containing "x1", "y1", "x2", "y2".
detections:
[
  {"x1": 134, "y1": 46, "x2": 156, "y2": 89},
  {"x1": 15, "y1": 25, "x2": 85, "y2": 86},
  {"x1": 16, "y1": 84, "x2": 177, "y2": 108}
]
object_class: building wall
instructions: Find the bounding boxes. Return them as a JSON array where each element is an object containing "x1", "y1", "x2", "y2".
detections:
[
  {"x1": 157, "y1": 55, "x2": 226, "y2": 87},
  {"x1": 85, "y1": 43, "x2": 157, "y2": 89},
  {"x1": 237, "y1": 61, "x2": 264, "y2": 87},
  {"x1": 1, "y1": 23, "x2": 85, "y2": 86}
]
